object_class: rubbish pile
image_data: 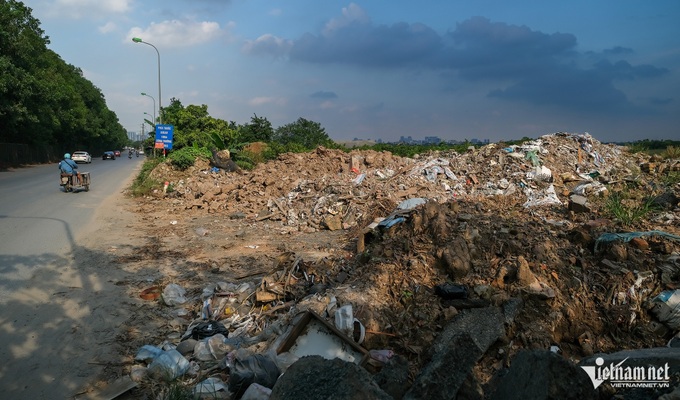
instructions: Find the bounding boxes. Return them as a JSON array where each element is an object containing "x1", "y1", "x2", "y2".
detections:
[{"x1": 109, "y1": 132, "x2": 679, "y2": 399}]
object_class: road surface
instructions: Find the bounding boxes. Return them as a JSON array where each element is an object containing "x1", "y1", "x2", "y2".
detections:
[{"x1": 0, "y1": 155, "x2": 143, "y2": 399}]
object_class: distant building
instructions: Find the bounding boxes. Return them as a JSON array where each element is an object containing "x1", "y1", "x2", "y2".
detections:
[
  {"x1": 423, "y1": 136, "x2": 442, "y2": 144},
  {"x1": 470, "y1": 138, "x2": 488, "y2": 144}
]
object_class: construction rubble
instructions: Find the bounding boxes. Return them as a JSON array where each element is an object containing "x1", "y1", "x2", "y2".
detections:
[{"x1": 109, "y1": 132, "x2": 680, "y2": 399}]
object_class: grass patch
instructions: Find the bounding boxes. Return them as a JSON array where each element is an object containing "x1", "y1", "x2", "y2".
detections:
[
  {"x1": 662, "y1": 145, "x2": 680, "y2": 160},
  {"x1": 604, "y1": 191, "x2": 658, "y2": 226},
  {"x1": 130, "y1": 157, "x2": 164, "y2": 197},
  {"x1": 660, "y1": 171, "x2": 680, "y2": 187}
]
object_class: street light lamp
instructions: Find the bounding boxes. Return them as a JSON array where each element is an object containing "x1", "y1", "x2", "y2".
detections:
[
  {"x1": 141, "y1": 93, "x2": 156, "y2": 124},
  {"x1": 133, "y1": 38, "x2": 162, "y2": 124},
  {"x1": 144, "y1": 112, "x2": 154, "y2": 126}
]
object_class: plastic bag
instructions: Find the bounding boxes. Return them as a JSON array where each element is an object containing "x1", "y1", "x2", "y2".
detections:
[
  {"x1": 334, "y1": 304, "x2": 354, "y2": 337},
  {"x1": 650, "y1": 290, "x2": 680, "y2": 330},
  {"x1": 135, "y1": 344, "x2": 163, "y2": 362},
  {"x1": 189, "y1": 320, "x2": 230, "y2": 340},
  {"x1": 147, "y1": 349, "x2": 190, "y2": 381},
  {"x1": 241, "y1": 383, "x2": 272, "y2": 400},
  {"x1": 434, "y1": 283, "x2": 468, "y2": 299},
  {"x1": 228, "y1": 354, "x2": 280, "y2": 399},
  {"x1": 193, "y1": 377, "x2": 229, "y2": 397},
  {"x1": 275, "y1": 351, "x2": 300, "y2": 373},
  {"x1": 162, "y1": 283, "x2": 187, "y2": 306},
  {"x1": 194, "y1": 340, "x2": 214, "y2": 361}
]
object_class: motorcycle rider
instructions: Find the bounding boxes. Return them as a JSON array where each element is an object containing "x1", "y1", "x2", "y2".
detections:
[
  {"x1": 58, "y1": 153, "x2": 80, "y2": 185},
  {"x1": 128, "y1": 149, "x2": 133, "y2": 159}
]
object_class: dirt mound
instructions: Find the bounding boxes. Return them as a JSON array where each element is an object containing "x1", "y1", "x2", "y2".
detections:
[{"x1": 118, "y1": 132, "x2": 679, "y2": 396}]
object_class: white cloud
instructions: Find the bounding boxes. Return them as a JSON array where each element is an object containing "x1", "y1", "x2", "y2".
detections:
[
  {"x1": 248, "y1": 96, "x2": 287, "y2": 106},
  {"x1": 49, "y1": 0, "x2": 132, "y2": 18},
  {"x1": 320, "y1": 101, "x2": 335, "y2": 110},
  {"x1": 126, "y1": 20, "x2": 225, "y2": 48},
  {"x1": 323, "y1": 3, "x2": 370, "y2": 35},
  {"x1": 242, "y1": 34, "x2": 292, "y2": 57},
  {"x1": 98, "y1": 21, "x2": 117, "y2": 34}
]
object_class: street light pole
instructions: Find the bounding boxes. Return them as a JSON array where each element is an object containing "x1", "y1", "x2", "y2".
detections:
[
  {"x1": 133, "y1": 38, "x2": 162, "y2": 124},
  {"x1": 141, "y1": 93, "x2": 156, "y2": 124}
]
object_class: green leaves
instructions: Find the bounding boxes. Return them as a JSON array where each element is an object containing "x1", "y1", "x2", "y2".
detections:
[
  {"x1": 0, "y1": 2, "x2": 127, "y2": 152},
  {"x1": 272, "y1": 117, "x2": 332, "y2": 149}
]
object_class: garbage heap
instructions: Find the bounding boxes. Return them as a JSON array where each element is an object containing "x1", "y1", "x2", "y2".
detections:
[{"x1": 124, "y1": 132, "x2": 680, "y2": 399}]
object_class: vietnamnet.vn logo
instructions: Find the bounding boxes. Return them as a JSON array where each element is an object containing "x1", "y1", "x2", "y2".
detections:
[{"x1": 581, "y1": 357, "x2": 671, "y2": 389}]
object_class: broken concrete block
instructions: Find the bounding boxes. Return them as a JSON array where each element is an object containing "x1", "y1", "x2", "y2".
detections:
[
  {"x1": 270, "y1": 356, "x2": 391, "y2": 400},
  {"x1": 568, "y1": 194, "x2": 591, "y2": 213},
  {"x1": 490, "y1": 350, "x2": 597, "y2": 400},
  {"x1": 373, "y1": 354, "x2": 410, "y2": 400},
  {"x1": 405, "y1": 307, "x2": 504, "y2": 400},
  {"x1": 323, "y1": 214, "x2": 343, "y2": 231}
]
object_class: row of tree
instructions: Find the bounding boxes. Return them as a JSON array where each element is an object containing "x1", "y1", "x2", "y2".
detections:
[
  {"x1": 0, "y1": 0, "x2": 129, "y2": 156},
  {"x1": 1, "y1": 0, "x2": 334, "y2": 162},
  {"x1": 147, "y1": 98, "x2": 334, "y2": 156}
]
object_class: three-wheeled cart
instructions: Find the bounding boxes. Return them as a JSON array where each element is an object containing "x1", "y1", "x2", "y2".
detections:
[{"x1": 60, "y1": 172, "x2": 90, "y2": 192}]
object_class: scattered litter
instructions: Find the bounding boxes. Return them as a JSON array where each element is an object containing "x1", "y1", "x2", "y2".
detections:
[{"x1": 122, "y1": 131, "x2": 679, "y2": 399}]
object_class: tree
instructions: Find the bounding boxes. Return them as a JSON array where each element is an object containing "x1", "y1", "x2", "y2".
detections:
[
  {"x1": 272, "y1": 117, "x2": 332, "y2": 149},
  {"x1": 162, "y1": 98, "x2": 238, "y2": 150},
  {"x1": 0, "y1": 0, "x2": 51, "y2": 143},
  {"x1": 0, "y1": 0, "x2": 127, "y2": 155},
  {"x1": 240, "y1": 113, "x2": 273, "y2": 143}
]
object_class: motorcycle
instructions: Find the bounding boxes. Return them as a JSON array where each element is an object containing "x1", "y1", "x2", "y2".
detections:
[
  {"x1": 128, "y1": 152, "x2": 132, "y2": 159},
  {"x1": 60, "y1": 172, "x2": 90, "y2": 193}
]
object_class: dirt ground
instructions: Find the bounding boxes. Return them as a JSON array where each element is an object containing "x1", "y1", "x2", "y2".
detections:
[{"x1": 75, "y1": 134, "x2": 680, "y2": 399}]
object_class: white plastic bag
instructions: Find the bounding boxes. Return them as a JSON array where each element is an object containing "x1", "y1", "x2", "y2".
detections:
[
  {"x1": 147, "y1": 349, "x2": 190, "y2": 381},
  {"x1": 162, "y1": 283, "x2": 187, "y2": 306},
  {"x1": 651, "y1": 290, "x2": 680, "y2": 330},
  {"x1": 334, "y1": 304, "x2": 353, "y2": 337}
]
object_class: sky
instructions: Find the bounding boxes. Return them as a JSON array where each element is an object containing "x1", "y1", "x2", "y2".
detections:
[{"x1": 22, "y1": 0, "x2": 680, "y2": 143}]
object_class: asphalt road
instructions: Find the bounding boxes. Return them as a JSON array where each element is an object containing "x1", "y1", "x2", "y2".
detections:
[{"x1": 0, "y1": 154, "x2": 144, "y2": 399}]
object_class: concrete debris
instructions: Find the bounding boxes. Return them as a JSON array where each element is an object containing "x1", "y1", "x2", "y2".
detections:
[{"x1": 115, "y1": 132, "x2": 679, "y2": 399}]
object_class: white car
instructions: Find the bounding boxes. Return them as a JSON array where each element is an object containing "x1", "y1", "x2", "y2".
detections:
[{"x1": 71, "y1": 151, "x2": 92, "y2": 164}]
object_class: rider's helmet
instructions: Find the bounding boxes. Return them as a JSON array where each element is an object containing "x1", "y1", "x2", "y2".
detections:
[{"x1": 64, "y1": 153, "x2": 71, "y2": 159}]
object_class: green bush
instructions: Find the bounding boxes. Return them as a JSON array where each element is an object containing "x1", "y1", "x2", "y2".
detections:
[{"x1": 168, "y1": 147, "x2": 210, "y2": 170}]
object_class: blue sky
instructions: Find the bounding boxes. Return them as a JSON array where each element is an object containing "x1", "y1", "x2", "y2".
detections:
[{"x1": 23, "y1": 0, "x2": 680, "y2": 143}]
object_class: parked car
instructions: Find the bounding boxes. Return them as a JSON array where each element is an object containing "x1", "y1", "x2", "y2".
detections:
[
  {"x1": 71, "y1": 151, "x2": 92, "y2": 164},
  {"x1": 102, "y1": 151, "x2": 116, "y2": 160},
  {"x1": 114, "y1": 150, "x2": 121, "y2": 157}
]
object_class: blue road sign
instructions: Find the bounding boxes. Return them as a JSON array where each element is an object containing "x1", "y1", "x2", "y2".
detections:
[{"x1": 155, "y1": 124, "x2": 174, "y2": 149}]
